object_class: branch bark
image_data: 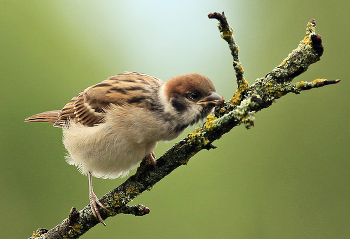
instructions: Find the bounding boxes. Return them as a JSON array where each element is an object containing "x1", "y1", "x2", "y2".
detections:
[{"x1": 29, "y1": 12, "x2": 340, "y2": 239}]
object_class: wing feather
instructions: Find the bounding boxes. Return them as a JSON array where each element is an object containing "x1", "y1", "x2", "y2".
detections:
[{"x1": 54, "y1": 72, "x2": 163, "y2": 127}]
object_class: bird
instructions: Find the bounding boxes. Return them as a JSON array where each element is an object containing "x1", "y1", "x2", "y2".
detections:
[{"x1": 25, "y1": 72, "x2": 222, "y2": 225}]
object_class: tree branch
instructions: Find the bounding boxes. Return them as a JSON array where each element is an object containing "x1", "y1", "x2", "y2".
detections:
[{"x1": 29, "y1": 12, "x2": 340, "y2": 239}]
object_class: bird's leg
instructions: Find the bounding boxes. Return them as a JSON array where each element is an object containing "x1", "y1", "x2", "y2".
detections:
[{"x1": 88, "y1": 171, "x2": 107, "y2": 226}]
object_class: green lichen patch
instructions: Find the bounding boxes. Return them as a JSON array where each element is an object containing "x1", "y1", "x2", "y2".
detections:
[
  {"x1": 125, "y1": 185, "x2": 139, "y2": 197},
  {"x1": 68, "y1": 223, "x2": 82, "y2": 233}
]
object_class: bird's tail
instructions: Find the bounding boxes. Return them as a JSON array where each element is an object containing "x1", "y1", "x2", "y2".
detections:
[{"x1": 25, "y1": 110, "x2": 61, "y2": 123}]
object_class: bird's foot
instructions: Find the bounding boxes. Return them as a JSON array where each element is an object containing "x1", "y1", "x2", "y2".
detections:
[
  {"x1": 89, "y1": 190, "x2": 108, "y2": 226},
  {"x1": 136, "y1": 152, "x2": 157, "y2": 179},
  {"x1": 147, "y1": 152, "x2": 157, "y2": 170}
]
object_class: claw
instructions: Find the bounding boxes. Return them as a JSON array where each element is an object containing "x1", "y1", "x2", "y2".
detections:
[{"x1": 147, "y1": 152, "x2": 157, "y2": 171}]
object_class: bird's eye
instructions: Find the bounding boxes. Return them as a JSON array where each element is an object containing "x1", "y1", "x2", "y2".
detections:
[{"x1": 188, "y1": 92, "x2": 200, "y2": 101}]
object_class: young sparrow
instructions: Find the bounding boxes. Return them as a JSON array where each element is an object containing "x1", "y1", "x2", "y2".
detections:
[{"x1": 25, "y1": 72, "x2": 222, "y2": 225}]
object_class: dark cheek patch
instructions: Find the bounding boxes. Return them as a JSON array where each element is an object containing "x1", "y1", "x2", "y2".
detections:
[{"x1": 171, "y1": 98, "x2": 186, "y2": 112}]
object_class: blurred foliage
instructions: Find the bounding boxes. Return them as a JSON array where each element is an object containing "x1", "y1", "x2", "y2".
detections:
[{"x1": 1, "y1": 1, "x2": 349, "y2": 238}]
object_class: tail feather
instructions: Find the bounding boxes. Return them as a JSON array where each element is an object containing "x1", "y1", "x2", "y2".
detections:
[{"x1": 25, "y1": 110, "x2": 61, "y2": 123}]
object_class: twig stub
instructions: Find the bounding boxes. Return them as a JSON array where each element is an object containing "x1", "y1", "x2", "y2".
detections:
[{"x1": 208, "y1": 12, "x2": 228, "y2": 28}]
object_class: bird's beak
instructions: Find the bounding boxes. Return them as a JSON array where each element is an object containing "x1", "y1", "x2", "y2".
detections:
[{"x1": 197, "y1": 92, "x2": 223, "y2": 106}]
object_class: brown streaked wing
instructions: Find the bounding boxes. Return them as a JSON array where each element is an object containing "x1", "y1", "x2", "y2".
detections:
[{"x1": 55, "y1": 72, "x2": 163, "y2": 127}]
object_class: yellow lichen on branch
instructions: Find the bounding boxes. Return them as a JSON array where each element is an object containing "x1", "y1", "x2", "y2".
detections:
[
  {"x1": 230, "y1": 79, "x2": 250, "y2": 105},
  {"x1": 204, "y1": 114, "x2": 217, "y2": 130}
]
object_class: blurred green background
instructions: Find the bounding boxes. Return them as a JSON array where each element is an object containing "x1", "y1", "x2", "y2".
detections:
[{"x1": 1, "y1": 1, "x2": 349, "y2": 238}]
